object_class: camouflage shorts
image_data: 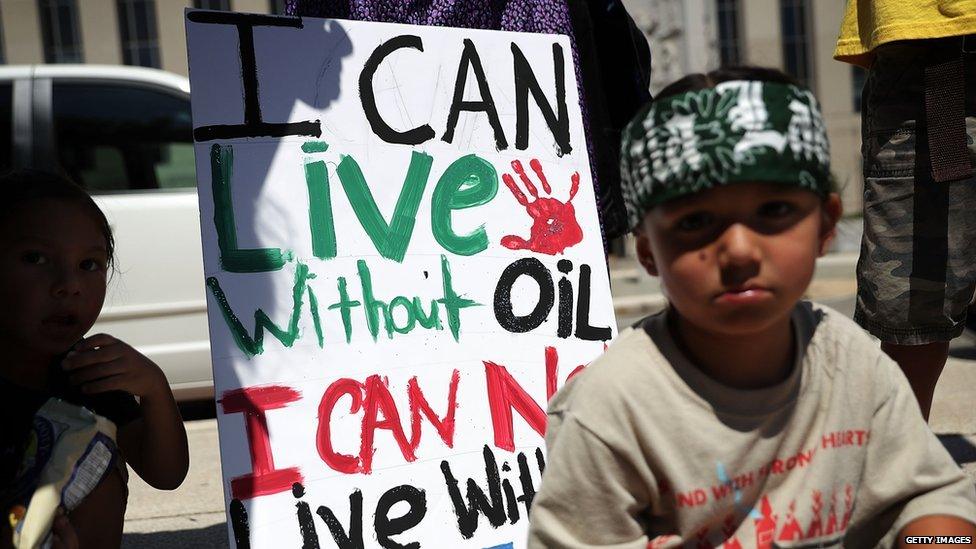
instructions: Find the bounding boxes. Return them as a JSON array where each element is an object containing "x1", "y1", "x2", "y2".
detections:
[{"x1": 855, "y1": 38, "x2": 976, "y2": 344}]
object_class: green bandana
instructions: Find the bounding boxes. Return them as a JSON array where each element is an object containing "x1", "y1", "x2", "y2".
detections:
[{"x1": 619, "y1": 80, "x2": 831, "y2": 230}]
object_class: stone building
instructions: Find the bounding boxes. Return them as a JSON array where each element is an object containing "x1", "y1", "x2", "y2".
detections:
[
  {"x1": 0, "y1": 0, "x2": 284, "y2": 79},
  {"x1": 622, "y1": 0, "x2": 863, "y2": 212},
  {"x1": 0, "y1": 0, "x2": 863, "y2": 209}
]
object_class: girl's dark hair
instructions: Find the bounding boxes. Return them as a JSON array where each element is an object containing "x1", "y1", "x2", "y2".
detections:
[
  {"x1": 0, "y1": 169, "x2": 115, "y2": 265},
  {"x1": 656, "y1": 66, "x2": 802, "y2": 102}
]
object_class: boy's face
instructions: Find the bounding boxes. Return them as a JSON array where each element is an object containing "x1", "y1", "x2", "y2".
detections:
[{"x1": 635, "y1": 182, "x2": 841, "y2": 338}]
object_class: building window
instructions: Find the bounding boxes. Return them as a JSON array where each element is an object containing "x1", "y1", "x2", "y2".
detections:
[
  {"x1": 37, "y1": 0, "x2": 84, "y2": 63},
  {"x1": 780, "y1": 0, "x2": 811, "y2": 85},
  {"x1": 851, "y1": 66, "x2": 866, "y2": 112},
  {"x1": 117, "y1": 0, "x2": 161, "y2": 68},
  {"x1": 269, "y1": 0, "x2": 287, "y2": 14},
  {"x1": 194, "y1": 0, "x2": 230, "y2": 9},
  {"x1": 716, "y1": 0, "x2": 740, "y2": 67}
]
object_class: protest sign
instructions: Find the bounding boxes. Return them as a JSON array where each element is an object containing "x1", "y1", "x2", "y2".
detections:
[{"x1": 185, "y1": 10, "x2": 617, "y2": 548}]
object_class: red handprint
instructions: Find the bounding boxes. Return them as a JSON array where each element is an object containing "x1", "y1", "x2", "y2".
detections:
[{"x1": 500, "y1": 159, "x2": 584, "y2": 255}]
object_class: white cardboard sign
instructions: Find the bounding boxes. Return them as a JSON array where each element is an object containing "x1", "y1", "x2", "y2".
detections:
[{"x1": 185, "y1": 10, "x2": 617, "y2": 548}]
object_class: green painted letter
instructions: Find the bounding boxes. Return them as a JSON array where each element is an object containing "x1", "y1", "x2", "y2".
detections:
[
  {"x1": 305, "y1": 158, "x2": 337, "y2": 260},
  {"x1": 211, "y1": 144, "x2": 290, "y2": 273},
  {"x1": 431, "y1": 154, "x2": 498, "y2": 256},
  {"x1": 335, "y1": 151, "x2": 433, "y2": 263}
]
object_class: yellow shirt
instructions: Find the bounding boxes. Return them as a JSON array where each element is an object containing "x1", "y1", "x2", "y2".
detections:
[{"x1": 834, "y1": 0, "x2": 976, "y2": 67}]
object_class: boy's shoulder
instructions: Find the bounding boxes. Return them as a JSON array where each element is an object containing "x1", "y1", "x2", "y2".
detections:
[
  {"x1": 546, "y1": 314, "x2": 668, "y2": 425},
  {"x1": 550, "y1": 301, "x2": 900, "y2": 420},
  {"x1": 797, "y1": 301, "x2": 898, "y2": 385}
]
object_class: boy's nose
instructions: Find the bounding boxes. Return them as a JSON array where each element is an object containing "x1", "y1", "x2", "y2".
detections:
[{"x1": 717, "y1": 223, "x2": 761, "y2": 280}]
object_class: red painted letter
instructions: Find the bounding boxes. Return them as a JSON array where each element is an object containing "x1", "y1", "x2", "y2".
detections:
[
  {"x1": 484, "y1": 361, "x2": 546, "y2": 451},
  {"x1": 361, "y1": 375, "x2": 415, "y2": 473},
  {"x1": 408, "y1": 369, "x2": 460, "y2": 449},
  {"x1": 220, "y1": 385, "x2": 303, "y2": 500},
  {"x1": 317, "y1": 378, "x2": 365, "y2": 474}
]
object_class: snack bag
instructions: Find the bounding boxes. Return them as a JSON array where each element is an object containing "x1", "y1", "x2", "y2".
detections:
[{"x1": 6, "y1": 398, "x2": 118, "y2": 549}]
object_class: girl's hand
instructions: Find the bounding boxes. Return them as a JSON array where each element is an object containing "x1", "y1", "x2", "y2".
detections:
[
  {"x1": 51, "y1": 508, "x2": 79, "y2": 549},
  {"x1": 63, "y1": 335, "x2": 189, "y2": 491},
  {"x1": 62, "y1": 334, "x2": 168, "y2": 400}
]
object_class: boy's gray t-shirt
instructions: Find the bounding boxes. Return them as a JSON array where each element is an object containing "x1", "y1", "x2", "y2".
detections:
[{"x1": 528, "y1": 302, "x2": 976, "y2": 548}]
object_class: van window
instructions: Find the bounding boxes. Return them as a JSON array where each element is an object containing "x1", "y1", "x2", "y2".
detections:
[
  {"x1": 0, "y1": 83, "x2": 11, "y2": 172},
  {"x1": 52, "y1": 82, "x2": 195, "y2": 192}
]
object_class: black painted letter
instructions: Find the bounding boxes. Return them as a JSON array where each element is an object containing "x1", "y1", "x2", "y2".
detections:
[
  {"x1": 293, "y1": 483, "x2": 320, "y2": 549},
  {"x1": 359, "y1": 35, "x2": 436, "y2": 145},
  {"x1": 374, "y1": 485, "x2": 427, "y2": 549},
  {"x1": 230, "y1": 498, "x2": 251, "y2": 549},
  {"x1": 316, "y1": 489, "x2": 364, "y2": 549},
  {"x1": 511, "y1": 42, "x2": 570, "y2": 155},
  {"x1": 442, "y1": 39, "x2": 508, "y2": 150},
  {"x1": 187, "y1": 12, "x2": 321, "y2": 141},
  {"x1": 493, "y1": 258, "x2": 554, "y2": 333},
  {"x1": 440, "y1": 446, "x2": 507, "y2": 539},
  {"x1": 574, "y1": 264, "x2": 612, "y2": 341}
]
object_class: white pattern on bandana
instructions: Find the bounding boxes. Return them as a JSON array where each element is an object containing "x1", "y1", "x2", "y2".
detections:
[
  {"x1": 788, "y1": 92, "x2": 829, "y2": 165},
  {"x1": 721, "y1": 81, "x2": 788, "y2": 160}
]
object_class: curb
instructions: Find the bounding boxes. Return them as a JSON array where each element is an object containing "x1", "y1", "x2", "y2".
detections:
[{"x1": 613, "y1": 293, "x2": 667, "y2": 317}]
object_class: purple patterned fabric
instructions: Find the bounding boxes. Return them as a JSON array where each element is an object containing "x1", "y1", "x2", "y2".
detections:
[
  {"x1": 285, "y1": 0, "x2": 604, "y2": 242},
  {"x1": 286, "y1": 0, "x2": 575, "y2": 39}
]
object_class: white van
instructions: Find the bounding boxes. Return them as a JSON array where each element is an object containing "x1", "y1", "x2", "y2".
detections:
[{"x1": 0, "y1": 65, "x2": 211, "y2": 401}]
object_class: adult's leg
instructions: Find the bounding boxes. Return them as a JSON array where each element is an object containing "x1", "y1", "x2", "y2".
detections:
[
  {"x1": 880, "y1": 341, "x2": 949, "y2": 420},
  {"x1": 854, "y1": 39, "x2": 976, "y2": 421}
]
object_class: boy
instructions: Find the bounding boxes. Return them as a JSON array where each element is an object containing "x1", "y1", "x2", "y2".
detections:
[{"x1": 527, "y1": 68, "x2": 976, "y2": 548}]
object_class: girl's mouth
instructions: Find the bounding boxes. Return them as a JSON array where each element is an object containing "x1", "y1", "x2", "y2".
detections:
[{"x1": 43, "y1": 314, "x2": 79, "y2": 328}]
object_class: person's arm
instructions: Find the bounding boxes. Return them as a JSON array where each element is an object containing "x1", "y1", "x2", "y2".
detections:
[
  {"x1": 528, "y1": 410, "x2": 654, "y2": 549},
  {"x1": 847, "y1": 355, "x2": 976, "y2": 546},
  {"x1": 63, "y1": 334, "x2": 189, "y2": 490},
  {"x1": 898, "y1": 515, "x2": 976, "y2": 547},
  {"x1": 51, "y1": 508, "x2": 80, "y2": 549},
  {"x1": 68, "y1": 467, "x2": 125, "y2": 548}
]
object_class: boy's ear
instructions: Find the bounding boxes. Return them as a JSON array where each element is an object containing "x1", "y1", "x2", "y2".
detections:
[
  {"x1": 818, "y1": 193, "x2": 843, "y2": 257},
  {"x1": 634, "y1": 229, "x2": 659, "y2": 277}
]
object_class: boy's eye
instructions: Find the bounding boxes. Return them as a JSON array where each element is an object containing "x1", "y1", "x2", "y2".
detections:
[
  {"x1": 758, "y1": 201, "x2": 795, "y2": 218},
  {"x1": 674, "y1": 212, "x2": 714, "y2": 232},
  {"x1": 22, "y1": 251, "x2": 47, "y2": 265}
]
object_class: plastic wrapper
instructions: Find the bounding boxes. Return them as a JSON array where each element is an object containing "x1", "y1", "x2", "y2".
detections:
[{"x1": 6, "y1": 398, "x2": 118, "y2": 549}]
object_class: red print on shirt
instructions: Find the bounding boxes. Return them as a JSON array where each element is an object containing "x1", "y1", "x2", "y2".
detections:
[
  {"x1": 777, "y1": 500, "x2": 803, "y2": 542},
  {"x1": 754, "y1": 496, "x2": 778, "y2": 549}
]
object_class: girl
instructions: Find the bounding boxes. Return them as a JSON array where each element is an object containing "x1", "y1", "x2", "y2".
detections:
[{"x1": 0, "y1": 170, "x2": 189, "y2": 548}]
